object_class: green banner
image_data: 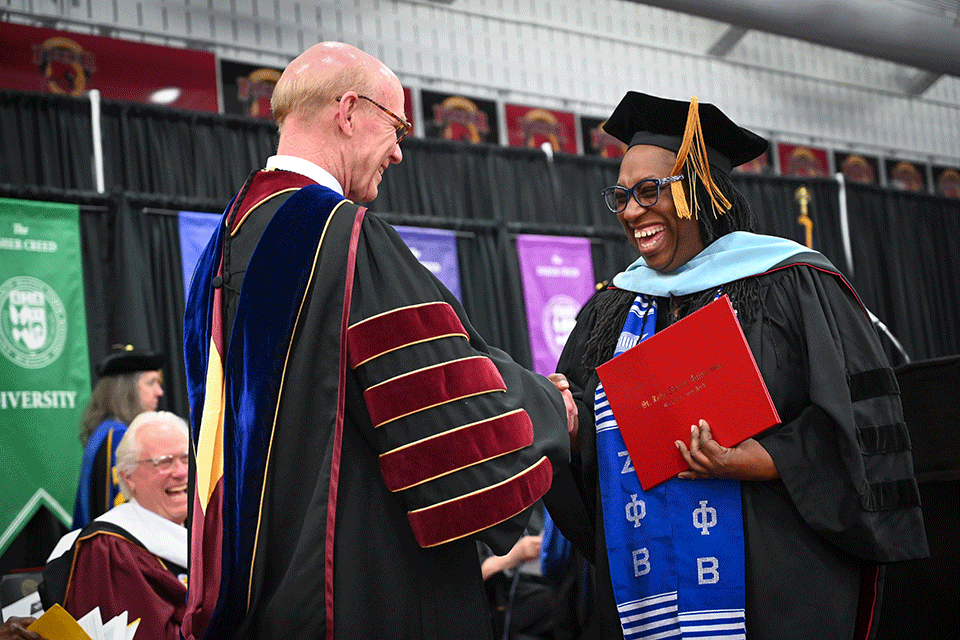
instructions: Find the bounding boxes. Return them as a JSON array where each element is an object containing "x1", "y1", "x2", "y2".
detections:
[{"x1": 0, "y1": 198, "x2": 90, "y2": 556}]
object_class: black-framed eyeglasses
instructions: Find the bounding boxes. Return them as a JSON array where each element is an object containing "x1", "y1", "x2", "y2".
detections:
[
  {"x1": 337, "y1": 93, "x2": 411, "y2": 142},
  {"x1": 138, "y1": 453, "x2": 189, "y2": 473},
  {"x1": 601, "y1": 174, "x2": 684, "y2": 213}
]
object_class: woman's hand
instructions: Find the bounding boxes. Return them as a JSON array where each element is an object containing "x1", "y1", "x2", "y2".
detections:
[{"x1": 675, "y1": 419, "x2": 779, "y2": 481}]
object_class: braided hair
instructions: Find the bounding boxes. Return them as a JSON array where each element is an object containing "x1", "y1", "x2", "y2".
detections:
[
  {"x1": 678, "y1": 166, "x2": 765, "y2": 328},
  {"x1": 580, "y1": 166, "x2": 764, "y2": 373}
]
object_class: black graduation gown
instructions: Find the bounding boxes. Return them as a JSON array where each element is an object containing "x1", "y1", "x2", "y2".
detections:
[
  {"x1": 545, "y1": 259, "x2": 928, "y2": 640},
  {"x1": 183, "y1": 170, "x2": 570, "y2": 640}
]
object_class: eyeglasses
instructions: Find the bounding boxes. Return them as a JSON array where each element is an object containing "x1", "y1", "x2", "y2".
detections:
[
  {"x1": 337, "y1": 94, "x2": 411, "y2": 143},
  {"x1": 601, "y1": 174, "x2": 685, "y2": 213},
  {"x1": 138, "y1": 453, "x2": 189, "y2": 472}
]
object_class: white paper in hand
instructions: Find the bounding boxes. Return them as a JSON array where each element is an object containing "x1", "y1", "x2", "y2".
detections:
[
  {"x1": 126, "y1": 617, "x2": 140, "y2": 640},
  {"x1": 76, "y1": 606, "x2": 105, "y2": 640},
  {"x1": 100, "y1": 610, "x2": 127, "y2": 640}
]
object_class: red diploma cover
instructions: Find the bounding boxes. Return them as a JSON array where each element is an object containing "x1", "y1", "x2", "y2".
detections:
[{"x1": 596, "y1": 295, "x2": 780, "y2": 490}]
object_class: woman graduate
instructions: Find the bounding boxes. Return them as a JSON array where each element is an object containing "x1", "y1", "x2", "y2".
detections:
[{"x1": 544, "y1": 92, "x2": 928, "y2": 640}]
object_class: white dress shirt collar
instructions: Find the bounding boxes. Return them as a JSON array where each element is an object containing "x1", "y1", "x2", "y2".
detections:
[{"x1": 265, "y1": 155, "x2": 344, "y2": 196}]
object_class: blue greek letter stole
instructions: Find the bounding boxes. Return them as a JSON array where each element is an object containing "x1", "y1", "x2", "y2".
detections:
[{"x1": 595, "y1": 294, "x2": 746, "y2": 639}]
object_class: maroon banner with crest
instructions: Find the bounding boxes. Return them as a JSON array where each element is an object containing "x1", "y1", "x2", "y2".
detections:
[
  {"x1": 402, "y1": 87, "x2": 414, "y2": 137},
  {"x1": 420, "y1": 90, "x2": 498, "y2": 144},
  {"x1": 580, "y1": 116, "x2": 626, "y2": 159},
  {"x1": 732, "y1": 149, "x2": 772, "y2": 175},
  {"x1": 505, "y1": 104, "x2": 577, "y2": 154},
  {"x1": 885, "y1": 158, "x2": 929, "y2": 193},
  {"x1": 220, "y1": 59, "x2": 282, "y2": 119},
  {"x1": 778, "y1": 143, "x2": 829, "y2": 178},
  {"x1": 834, "y1": 151, "x2": 880, "y2": 185},
  {"x1": 0, "y1": 21, "x2": 218, "y2": 112},
  {"x1": 932, "y1": 165, "x2": 960, "y2": 199}
]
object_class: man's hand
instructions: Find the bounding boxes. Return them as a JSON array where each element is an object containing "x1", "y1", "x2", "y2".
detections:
[
  {"x1": 675, "y1": 419, "x2": 779, "y2": 481},
  {"x1": 0, "y1": 617, "x2": 45, "y2": 640},
  {"x1": 547, "y1": 373, "x2": 579, "y2": 448}
]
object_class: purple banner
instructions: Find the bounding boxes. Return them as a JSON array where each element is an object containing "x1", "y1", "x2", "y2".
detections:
[
  {"x1": 178, "y1": 211, "x2": 220, "y2": 297},
  {"x1": 394, "y1": 226, "x2": 462, "y2": 303},
  {"x1": 516, "y1": 235, "x2": 595, "y2": 376}
]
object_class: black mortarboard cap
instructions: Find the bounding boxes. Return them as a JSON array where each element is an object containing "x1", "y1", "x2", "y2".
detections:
[
  {"x1": 603, "y1": 92, "x2": 769, "y2": 219},
  {"x1": 603, "y1": 92, "x2": 768, "y2": 173},
  {"x1": 96, "y1": 344, "x2": 164, "y2": 377}
]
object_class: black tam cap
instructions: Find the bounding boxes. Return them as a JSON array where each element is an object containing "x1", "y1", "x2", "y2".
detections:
[
  {"x1": 603, "y1": 92, "x2": 768, "y2": 173},
  {"x1": 603, "y1": 92, "x2": 768, "y2": 219},
  {"x1": 96, "y1": 344, "x2": 164, "y2": 377}
]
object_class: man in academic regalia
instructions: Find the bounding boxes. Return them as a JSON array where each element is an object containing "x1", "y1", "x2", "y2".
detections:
[
  {"x1": 181, "y1": 42, "x2": 574, "y2": 640},
  {"x1": 43, "y1": 411, "x2": 189, "y2": 640}
]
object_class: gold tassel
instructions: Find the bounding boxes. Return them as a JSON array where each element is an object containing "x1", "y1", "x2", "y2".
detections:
[{"x1": 668, "y1": 97, "x2": 732, "y2": 219}]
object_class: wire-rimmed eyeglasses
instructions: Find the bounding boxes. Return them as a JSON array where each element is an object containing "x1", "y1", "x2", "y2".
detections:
[
  {"x1": 138, "y1": 453, "x2": 189, "y2": 473},
  {"x1": 601, "y1": 174, "x2": 684, "y2": 213},
  {"x1": 337, "y1": 93, "x2": 411, "y2": 143}
]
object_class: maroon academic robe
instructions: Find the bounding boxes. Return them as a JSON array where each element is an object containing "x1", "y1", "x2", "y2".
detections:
[{"x1": 61, "y1": 529, "x2": 186, "y2": 640}]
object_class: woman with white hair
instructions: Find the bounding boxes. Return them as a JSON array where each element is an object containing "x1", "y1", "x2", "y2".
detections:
[{"x1": 42, "y1": 411, "x2": 188, "y2": 640}]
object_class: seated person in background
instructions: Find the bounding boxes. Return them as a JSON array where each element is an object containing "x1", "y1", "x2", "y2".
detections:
[
  {"x1": 481, "y1": 534, "x2": 542, "y2": 582},
  {"x1": 539, "y1": 510, "x2": 598, "y2": 640},
  {"x1": 41, "y1": 411, "x2": 188, "y2": 640},
  {"x1": 480, "y1": 534, "x2": 558, "y2": 640},
  {"x1": 73, "y1": 345, "x2": 164, "y2": 529}
]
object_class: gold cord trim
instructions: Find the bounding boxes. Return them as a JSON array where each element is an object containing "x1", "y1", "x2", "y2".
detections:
[{"x1": 669, "y1": 97, "x2": 731, "y2": 220}]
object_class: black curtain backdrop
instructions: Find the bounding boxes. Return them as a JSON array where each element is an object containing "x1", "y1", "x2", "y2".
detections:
[
  {"x1": 99, "y1": 100, "x2": 277, "y2": 200},
  {"x1": 1, "y1": 87, "x2": 958, "y2": 402},
  {"x1": 0, "y1": 87, "x2": 957, "y2": 419},
  {"x1": 1, "y1": 89, "x2": 958, "y2": 579},
  {"x1": 844, "y1": 184, "x2": 960, "y2": 362},
  {"x1": 732, "y1": 174, "x2": 847, "y2": 268},
  {"x1": 0, "y1": 91, "x2": 94, "y2": 191}
]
